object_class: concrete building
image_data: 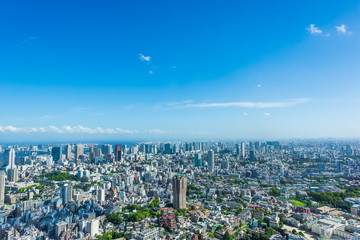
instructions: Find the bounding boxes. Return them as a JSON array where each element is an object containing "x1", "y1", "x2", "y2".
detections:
[
  {"x1": 0, "y1": 171, "x2": 5, "y2": 207},
  {"x1": 172, "y1": 174, "x2": 187, "y2": 209},
  {"x1": 2, "y1": 148, "x2": 16, "y2": 171},
  {"x1": 7, "y1": 168, "x2": 18, "y2": 182},
  {"x1": 207, "y1": 150, "x2": 214, "y2": 172},
  {"x1": 60, "y1": 184, "x2": 72, "y2": 204}
]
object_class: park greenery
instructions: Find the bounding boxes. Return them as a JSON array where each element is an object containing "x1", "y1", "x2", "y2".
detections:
[
  {"x1": 39, "y1": 171, "x2": 87, "y2": 182},
  {"x1": 269, "y1": 187, "x2": 280, "y2": 197},
  {"x1": 106, "y1": 199, "x2": 160, "y2": 224},
  {"x1": 97, "y1": 231, "x2": 130, "y2": 240}
]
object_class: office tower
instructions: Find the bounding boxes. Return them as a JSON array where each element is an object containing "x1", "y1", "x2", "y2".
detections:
[
  {"x1": 115, "y1": 145, "x2": 122, "y2": 162},
  {"x1": 75, "y1": 145, "x2": 83, "y2": 160},
  {"x1": 60, "y1": 184, "x2": 72, "y2": 204},
  {"x1": 102, "y1": 144, "x2": 113, "y2": 155},
  {"x1": 207, "y1": 150, "x2": 215, "y2": 172},
  {"x1": 89, "y1": 146, "x2": 96, "y2": 163},
  {"x1": 64, "y1": 144, "x2": 71, "y2": 159},
  {"x1": 194, "y1": 153, "x2": 202, "y2": 167},
  {"x1": 172, "y1": 175, "x2": 187, "y2": 209},
  {"x1": 241, "y1": 142, "x2": 246, "y2": 158},
  {"x1": 0, "y1": 171, "x2": 5, "y2": 207},
  {"x1": 236, "y1": 144, "x2": 241, "y2": 158},
  {"x1": 221, "y1": 159, "x2": 229, "y2": 170},
  {"x1": 2, "y1": 148, "x2": 16, "y2": 171},
  {"x1": 55, "y1": 221, "x2": 67, "y2": 240},
  {"x1": 94, "y1": 147, "x2": 101, "y2": 157},
  {"x1": 47, "y1": 156, "x2": 53, "y2": 167},
  {"x1": 7, "y1": 168, "x2": 18, "y2": 182},
  {"x1": 51, "y1": 146, "x2": 62, "y2": 161},
  {"x1": 97, "y1": 188, "x2": 105, "y2": 202},
  {"x1": 249, "y1": 150, "x2": 255, "y2": 160},
  {"x1": 164, "y1": 143, "x2": 172, "y2": 154},
  {"x1": 87, "y1": 219, "x2": 99, "y2": 237}
]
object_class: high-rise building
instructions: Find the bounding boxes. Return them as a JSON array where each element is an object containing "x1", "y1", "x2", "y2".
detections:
[
  {"x1": 64, "y1": 144, "x2": 71, "y2": 159},
  {"x1": 115, "y1": 145, "x2": 122, "y2": 162},
  {"x1": 60, "y1": 184, "x2": 72, "y2": 204},
  {"x1": 55, "y1": 221, "x2": 67, "y2": 240},
  {"x1": 172, "y1": 174, "x2": 187, "y2": 209},
  {"x1": 241, "y1": 142, "x2": 246, "y2": 158},
  {"x1": 249, "y1": 150, "x2": 256, "y2": 160},
  {"x1": 194, "y1": 153, "x2": 202, "y2": 167},
  {"x1": 94, "y1": 147, "x2": 101, "y2": 157},
  {"x1": 221, "y1": 159, "x2": 229, "y2": 170},
  {"x1": 75, "y1": 145, "x2": 83, "y2": 160},
  {"x1": 87, "y1": 219, "x2": 99, "y2": 237},
  {"x1": 2, "y1": 148, "x2": 16, "y2": 171},
  {"x1": 0, "y1": 171, "x2": 5, "y2": 207},
  {"x1": 207, "y1": 150, "x2": 215, "y2": 172},
  {"x1": 164, "y1": 143, "x2": 172, "y2": 154},
  {"x1": 102, "y1": 144, "x2": 113, "y2": 156},
  {"x1": 51, "y1": 146, "x2": 62, "y2": 161},
  {"x1": 97, "y1": 188, "x2": 105, "y2": 202},
  {"x1": 7, "y1": 168, "x2": 18, "y2": 182},
  {"x1": 236, "y1": 144, "x2": 241, "y2": 158}
]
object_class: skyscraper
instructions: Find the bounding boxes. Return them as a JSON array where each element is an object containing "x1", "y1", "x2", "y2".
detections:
[
  {"x1": 241, "y1": 142, "x2": 246, "y2": 158},
  {"x1": 2, "y1": 148, "x2": 16, "y2": 171},
  {"x1": 115, "y1": 145, "x2": 122, "y2": 162},
  {"x1": 0, "y1": 171, "x2": 5, "y2": 207},
  {"x1": 61, "y1": 184, "x2": 72, "y2": 204},
  {"x1": 102, "y1": 144, "x2": 113, "y2": 156},
  {"x1": 64, "y1": 144, "x2": 71, "y2": 159},
  {"x1": 51, "y1": 146, "x2": 62, "y2": 161},
  {"x1": 7, "y1": 168, "x2": 18, "y2": 183},
  {"x1": 236, "y1": 144, "x2": 241, "y2": 158},
  {"x1": 172, "y1": 174, "x2": 187, "y2": 209},
  {"x1": 207, "y1": 150, "x2": 215, "y2": 172},
  {"x1": 194, "y1": 153, "x2": 202, "y2": 167},
  {"x1": 75, "y1": 144, "x2": 83, "y2": 160}
]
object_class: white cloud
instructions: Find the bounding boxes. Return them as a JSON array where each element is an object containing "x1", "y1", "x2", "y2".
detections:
[
  {"x1": 139, "y1": 53, "x2": 151, "y2": 61},
  {"x1": 307, "y1": 24, "x2": 322, "y2": 34},
  {"x1": 257, "y1": 84, "x2": 262, "y2": 88},
  {"x1": 167, "y1": 98, "x2": 310, "y2": 109},
  {"x1": 335, "y1": 24, "x2": 348, "y2": 33},
  {"x1": 243, "y1": 112, "x2": 248, "y2": 116},
  {"x1": 0, "y1": 126, "x2": 167, "y2": 135},
  {"x1": 144, "y1": 129, "x2": 169, "y2": 134},
  {"x1": 264, "y1": 113, "x2": 271, "y2": 116}
]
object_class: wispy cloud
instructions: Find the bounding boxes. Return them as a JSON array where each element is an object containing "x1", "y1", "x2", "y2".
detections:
[
  {"x1": 335, "y1": 24, "x2": 351, "y2": 34},
  {"x1": 139, "y1": 53, "x2": 151, "y2": 61},
  {"x1": 165, "y1": 100, "x2": 194, "y2": 107},
  {"x1": 243, "y1": 112, "x2": 248, "y2": 116},
  {"x1": 0, "y1": 125, "x2": 168, "y2": 135},
  {"x1": 164, "y1": 98, "x2": 310, "y2": 109},
  {"x1": 307, "y1": 24, "x2": 322, "y2": 34},
  {"x1": 264, "y1": 113, "x2": 271, "y2": 116}
]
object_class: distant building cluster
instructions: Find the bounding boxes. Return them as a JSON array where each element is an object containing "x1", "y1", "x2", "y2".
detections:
[{"x1": 0, "y1": 140, "x2": 359, "y2": 239}]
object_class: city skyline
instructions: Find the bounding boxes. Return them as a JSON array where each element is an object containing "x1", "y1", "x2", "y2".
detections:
[{"x1": 0, "y1": 0, "x2": 360, "y2": 141}]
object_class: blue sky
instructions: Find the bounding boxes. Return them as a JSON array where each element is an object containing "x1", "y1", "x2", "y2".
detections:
[{"x1": 0, "y1": 0, "x2": 359, "y2": 142}]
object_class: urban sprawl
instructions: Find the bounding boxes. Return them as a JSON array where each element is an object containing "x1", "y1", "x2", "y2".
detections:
[{"x1": 1, "y1": 141, "x2": 360, "y2": 240}]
